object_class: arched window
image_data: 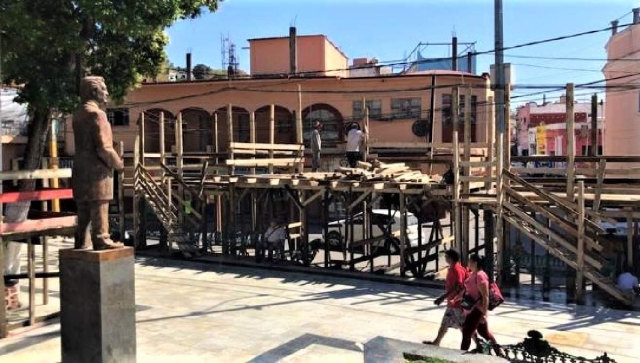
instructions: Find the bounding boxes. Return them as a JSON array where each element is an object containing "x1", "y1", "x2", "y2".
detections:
[
  {"x1": 255, "y1": 105, "x2": 294, "y2": 144},
  {"x1": 302, "y1": 103, "x2": 343, "y2": 148},
  {"x1": 144, "y1": 109, "x2": 175, "y2": 153},
  {"x1": 180, "y1": 108, "x2": 212, "y2": 152}
]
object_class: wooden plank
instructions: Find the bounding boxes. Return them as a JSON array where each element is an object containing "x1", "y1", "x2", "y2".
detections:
[
  {"x1": 566, "y1": 83, "x2": 575, "y2": 201},
  {"x1": 0, "y1": 168, "x2": 72, "y2": 181},
  {"x1": 576, "y1": 181, "x2": 586, "y2": 303},
  {"x1": 296, "y1": 84, "x2": 304, "y2": 172},
  {"x1": 269, "y1": 104, "x2": 275, "y2": 174},
  {"x1": 225, "y1": 158, "x2": 298, "y2": 166},
  {"x1": 0, "y1": 189, "x2": 74, "y2": 203},
  {"x1": 370, "y1": 141, "x2": 489, "y2": 149},
  {"x1": 0, "y1": 216, "x2": 77, "y2": 236},
  {"x1": 460, "y1": 161, "x2": 495, "y2": 167},
  {"x1": 231, "y1": 149, "x2": 297, "y2": 156},
  {"x1": 230, "y1": 142, "x2": 304, "y2": 151},
  {"x1": 459, "y1": 176, "x2": 494, "y2": 183}
]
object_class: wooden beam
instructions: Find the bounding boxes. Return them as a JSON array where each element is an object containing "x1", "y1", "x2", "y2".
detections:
[
  {"x1": 576, "y1": 181, "x2": 586, "y2": 303},
  {"x1": 566, "y1": 83, "x2": 575, "y2": 201},
  {"x1": 230, "y1": 142, "x2": 304, "y2": 151},
  {"x1": 227, "y1": 104, "x2": 234, "y2": 175},
  {"x1": 590, "y1": 93, "x2": 598, "y2": 157},
  {"x1": 0, "y1": 189, "x2": 74, "y2": 203},
  {"x1": 225, "y1": 158, "x2": 299, "y2": 167},
  {"x1": 452, "y1": 86, "x2": 461, "y2": 254},
  {"x1": 0, "y1": 168, "x2": 72, "y2": 181},
  {"x1": 0, "y1": 216, "x2": 77, "y2": 235},
  {"x1": 250, "y1": 111, "x2": 256, "y2": 175},
  {"x1": 269, "y1": 104, "x2": 275, "y2": 174},
  {"x1": 140, "y1": 111, "x2": 145, "y2": 163},
  {"x1": 296, "y1": 84, "x2": 304, "y2": 172},
  {"x1": 159, "y1": 111, "x2": 165, "y2": 171},
  {"x1": 463, "y1": 86, "x2": 472, "y2": 195}
]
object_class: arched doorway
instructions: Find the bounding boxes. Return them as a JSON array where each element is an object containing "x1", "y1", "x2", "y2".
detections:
[
  {"x1": 143, "y1": 108, "x2": 175, "y2": 153},
  {"x1": 254, "y1": 105, "x2": 294, "y2": 144},
  {"x1": 214, "y1": 106, "x2": 250, "y2": 151},
  {"x1": 302, "y1": 103, "x2": 344, "y2": 149},
  {"x1": 180, "y1": 108, "x2": 212, "y2": 153}
]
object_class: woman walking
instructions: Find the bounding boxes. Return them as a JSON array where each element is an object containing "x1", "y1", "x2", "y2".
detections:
[{"x1": 460, "y1": 254, "x2": 499, "y2": 352}]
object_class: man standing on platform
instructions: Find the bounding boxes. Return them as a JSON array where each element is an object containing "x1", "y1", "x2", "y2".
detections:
[
  {"x1": 311, "y1": 120, "x2": 322, "y2": 172},
  {"x1": 346, "y1": 122, "x2": 366, "y2": 168},
  {"x1": 72, "y1": 76, "x2": 125, "y2": 250}
]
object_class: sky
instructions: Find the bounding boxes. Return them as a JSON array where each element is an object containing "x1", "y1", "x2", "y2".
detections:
[{"x1": 164, "y1": 0, "x2": 640, "y2": 105}]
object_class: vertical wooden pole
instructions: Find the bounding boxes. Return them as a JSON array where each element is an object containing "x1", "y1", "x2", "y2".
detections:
[
  {"x1": 227, "y1": 104, "x2": 234, "y2": 175},
  {"x1": 166, "y1": 178, "x2": 173, "y2": 253},
  {"x1": 213, "y1": 112, "x2": 222, "y2": 235},
  {"x1": 176, "y1": 112, "x2": 184, "y2": 225},
  {"x1": 590, "y1": 94, "x2": 598, "y2": 157},
  {"x1": 41, "y1": 159, "x2": 50, "y2": 211},
  {"x1": 213, "y1": 112, "x2": 219, "y2": 163},
  {"x1": 118, "y1": 142, "x2": 125, "y2": 243},
  {"x1": 463, "y1": 87, "x2": 472, "y2": 194},
  {"x1": 504, "y1": 85, "x2": 511, "y2": 171},
  {"x1": 296, "y1": 84, "x2": 304, "y2": 173},
  {"x1": 495, "y1": 128, "x2": 505, "y2": 284},
  {"x1": 28, "y1": 237, "x2": 35, "y2": 326},
  {"x1": 566, "y1": 83, "x2": 575, "y2": 201},
  {"x1": 362, "y1": 97, "x2": 370, "y2": 162},
  {"x1": 269, "y1": 105, "x2": 275, "y2": 174},
  {"x1": 576, "y1": 181, "x2": 585, "y2": 303},
  {"x1": 42, "y1": 236, "x2": 49, "y2": 305},
  {"x1": 486, "y1": 96, "x2": 495, "y2": 190},
  {"x1": 452, "y1": 87, "x2": 462, "y2": 254},
  {"x1": 399, "y1": 191, "x2": 407, "y2": 277},
  {"x1": 627, "y1": 207, "x2": 634, "y2": 268},
  {"x1": 49, "y1": 121, "x2": 60, "y2": 212},
  {"x1": 140, "y1": 112, "x2": 146, "y2": 165},
  {"x1": 159, "y1": 112, "x2": 166, "y2": 168},
  {"x1": 250, "y1": 111, "x2": 256, "y2": 175},
  {"x1": 133, "y1": 132, "x2": 140, "y2": 248}
]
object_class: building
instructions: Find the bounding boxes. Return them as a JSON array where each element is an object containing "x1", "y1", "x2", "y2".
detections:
[
  {"x1": 603, "y1": 8, "x2": 640, "y2": 158},
  {"x1": 64, "y1": 31, "x2": 494, "y2": 173},
  {"x1": 515, "y1": 97, "x2": 604, "y2": 157}
]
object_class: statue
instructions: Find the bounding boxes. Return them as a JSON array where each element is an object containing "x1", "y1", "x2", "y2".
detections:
[{"x1": 71, "y1": 76, "x2": 125, "y2": 250}]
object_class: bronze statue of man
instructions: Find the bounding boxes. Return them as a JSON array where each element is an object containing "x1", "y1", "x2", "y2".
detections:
[{"x1": 72, "y1": 76, "x2": 125, "y2": 250}]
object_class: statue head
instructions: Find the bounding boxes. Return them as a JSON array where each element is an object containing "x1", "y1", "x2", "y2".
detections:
[{"x1": 80, "y1": 76, "x2": 109, "y2": 106}]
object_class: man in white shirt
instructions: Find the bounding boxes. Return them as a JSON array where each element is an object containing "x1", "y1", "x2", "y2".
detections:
[
  {"x1": 617, "y1": 269, "x2": 639, "y2": 292},
  {"x1": 346, "y1": 123, "x2": 366, "y2": 168},
  {"x1": 311, "y1": 121, "x2": 322, "y2": 172}
]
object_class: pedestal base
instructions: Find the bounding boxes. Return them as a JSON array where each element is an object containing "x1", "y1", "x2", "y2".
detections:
[{"x1": 60, "y1": 247, "x2": 136, "y2": 363}]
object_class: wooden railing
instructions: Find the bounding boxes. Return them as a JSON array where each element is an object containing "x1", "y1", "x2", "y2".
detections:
[{"x1": 0, "y1": 167, "x2": 76, "y2": 338}]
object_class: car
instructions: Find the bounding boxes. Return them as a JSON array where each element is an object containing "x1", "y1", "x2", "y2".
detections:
[{"x1": 323, "y1": 209, "x2": 423, "y2": 254}]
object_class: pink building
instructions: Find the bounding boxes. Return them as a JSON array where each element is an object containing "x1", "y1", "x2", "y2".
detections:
[
  {"x1": 515, "y1": 97, "x2": 604, "y2": 156},
  {"x1": 603, "y1": 9, "x2": 640, "y2": 157}
]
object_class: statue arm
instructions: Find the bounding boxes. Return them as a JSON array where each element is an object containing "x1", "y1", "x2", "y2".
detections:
[{"x1": 94, "y1": 111, "x2": 124, "y2": 172}]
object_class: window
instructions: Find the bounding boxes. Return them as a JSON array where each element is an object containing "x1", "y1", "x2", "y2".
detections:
[
  {"x1": 107, "y1": 108, "x2": 130, "y2": 126},
  {"x1": 353, "y1": 100, "x2": 382, "y2": 120},
  {"x1": 443, "y1": 94, "x2": 477, "y2": 124},
  {"x1": 391, "y1": 98, "x2": 421, "y2": 119}
]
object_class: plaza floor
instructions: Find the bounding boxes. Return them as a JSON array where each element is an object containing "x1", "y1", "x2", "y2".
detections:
[{"x1": 2, "y1": 254, "x2": 639, "y2": 362}]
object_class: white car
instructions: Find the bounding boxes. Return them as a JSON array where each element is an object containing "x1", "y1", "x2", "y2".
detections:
[{"x1": 323, "y1": 209, "x2": 422, "y2": 253}]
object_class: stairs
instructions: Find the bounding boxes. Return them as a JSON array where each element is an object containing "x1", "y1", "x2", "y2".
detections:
[
  {"x1": 500, "y1": 169, "x2": 633, "y2": 306},
  {"x1": 135, "y1": 164, "x2": 202, "y2": 259}
]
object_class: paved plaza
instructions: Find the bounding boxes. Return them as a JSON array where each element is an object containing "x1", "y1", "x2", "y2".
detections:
[{"x1": 2, "y1": 256, "x2": 639, "y2": 362}]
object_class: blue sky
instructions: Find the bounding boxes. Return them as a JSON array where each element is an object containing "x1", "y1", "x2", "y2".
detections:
[{"x1": 165, "y1": 0, "x2": 639, "y2": 104}]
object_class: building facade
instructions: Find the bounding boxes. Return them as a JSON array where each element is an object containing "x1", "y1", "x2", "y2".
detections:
[{"x1": 603, "y1": 9, "x2": 640, "y2": 157}]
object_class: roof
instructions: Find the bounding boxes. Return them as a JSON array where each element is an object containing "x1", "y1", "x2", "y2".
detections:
[
  {"x1": 404, "y1": 69, "x2": 479, "y2": 77},
  {"x1": 248, "y1": 34, "x2": 349, "y2": 60},
  {"x1": 529, "y1": 103, "x2": 592, "y2": 114}
]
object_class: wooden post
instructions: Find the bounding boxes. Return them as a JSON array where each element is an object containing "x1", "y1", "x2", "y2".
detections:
[
  {"x1": 428, "y1": 75, "x2": 437, "y2": 175},
  {"x1": 118, "y1": 142, "x2": 125, "y2": 243},
  {"x1": 176, "y1": 112, "x2": 184, "y2": 225},
  {"x1": 133, "y1": 134, "x2": 140, "y2": 248},
  {"x1": 504, "y1": 85, "x2": 511, "y2": 171},
  {"x1": 495, "y1": 133, "x2": 505, "y2": 284},
  {"x1": 213, "y1": 112, "x2": 219, "y2": 163},
  {"x1": 452, "y1": 87, "x2": 462, "y2": 254},
  {"x1": 296, "y1": 84, "x2": 304, "y2": 173},
  {"x1": 227, "y1": 104, "x2": 235, "y2": 175},
  {"x1": 399, "y1": 191, "x2": 407, "y2": 277},
  {"x1": 49, "y1": 122, "x2": 60, "y2": 212},
  {"x1": 463, "y1": 87, "x2": 472, "y2": 194},
  {"x1": 250, "y1": 111, "x2": 256, "y2": 175},
  {"x1": 269, "y1": 105, "x2": 275, "y2": 174},
  {"x1": 140, "y1": 112, "x2": 145, "y2": 165},
  {"x1": 43, "y1": 236, "x2": 49, "y2": 305},
  {"x1": 166, "y1": 178, "x2": 173, "y2": 253},
  {"x1": 362, "y1": 97, "x2": 370, "y2": 162},
  {"x1": 28, "y1": 237, "x2": 35, "y2": 326},
  {"x1": 576, "y1": 181, "x2": 585, "y2": 303},
  {"x1": 213, "y1": 112, "x2": 222, "y2": 234},
  {"x1": 590, "y1": 93, "x2": 598, "y2": 156},
  {"x1": 566, "y1": 83, "x2": 575, "y2": 201},
  {"x1": 41, "y1": 158, "x2": 50, "y2": 211},
  {"x1": 627, "y1": 208, "x2": 634, "y2": 268},
  {"x1": 159, "y1": 112, "x2": 166, "y2": 169},
  {"x1": 486, "y1": 96, "x2": 495, "y2": 190}
]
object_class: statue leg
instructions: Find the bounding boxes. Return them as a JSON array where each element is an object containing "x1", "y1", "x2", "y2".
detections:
[
  {"x1": 74, "y1": 202, "x2": 92, "y2": 249},
  {"x1": 91, "y1": 201, "x2": 123, "y2": 251}
]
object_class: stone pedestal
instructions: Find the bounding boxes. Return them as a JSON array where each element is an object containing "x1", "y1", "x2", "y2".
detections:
[{"x1": 60, "y1": 247, "x2": 136, "y2": 363}]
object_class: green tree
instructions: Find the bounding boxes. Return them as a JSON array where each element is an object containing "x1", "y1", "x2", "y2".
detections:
[
  {"x1": 0, "y1": 1, "x2": 222, "y2": 223},
  {"x1": 192, "y1": 63, "x2": 212, "y2": 80}
]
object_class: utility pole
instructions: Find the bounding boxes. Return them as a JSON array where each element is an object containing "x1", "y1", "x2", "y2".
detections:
[
  {"x1": 494, "y1": 0, "x2": 507, "y2": 286},
  {"x1": 590, "y1": 93, "x2": 598, "y2": 156}
]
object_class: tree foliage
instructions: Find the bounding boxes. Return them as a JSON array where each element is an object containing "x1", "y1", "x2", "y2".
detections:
[
  {"x1": 192, "y1": 63, "x2": 212, "y2": 80},
  {"x1": 0, "y1": 0, "x2": 222, "y2": 114}
]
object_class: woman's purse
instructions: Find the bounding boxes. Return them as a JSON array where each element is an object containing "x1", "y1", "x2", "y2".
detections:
[{"x1": 460, "y1": 293, "x2": 477, "y2": 310}]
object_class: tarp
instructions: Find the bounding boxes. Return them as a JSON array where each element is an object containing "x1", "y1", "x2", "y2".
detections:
[{"x1": 0, "y1": 88, "x2": 29, "y2": 135}]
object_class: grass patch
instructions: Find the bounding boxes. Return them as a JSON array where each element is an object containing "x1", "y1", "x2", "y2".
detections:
[{"x1": 404, "y1": 353, "x2": 456, "y2": 363}]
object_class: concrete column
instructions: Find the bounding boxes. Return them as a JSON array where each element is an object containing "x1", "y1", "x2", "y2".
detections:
[{"x1": 60, "y1": 248, "x2": 136, "y2": 363}]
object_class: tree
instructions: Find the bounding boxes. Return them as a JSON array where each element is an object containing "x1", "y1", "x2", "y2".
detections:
[
  {"x1": 0, "y1": 1, "x2": 222, "y2": 267},
  {"x1": 192, "y1": 63, "x2": 212, "y2": 80}
]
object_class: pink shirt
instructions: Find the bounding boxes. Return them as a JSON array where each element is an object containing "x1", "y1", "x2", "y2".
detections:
[{"x1": 464, "y1": 270, "x2": 489, "y2": 302}]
